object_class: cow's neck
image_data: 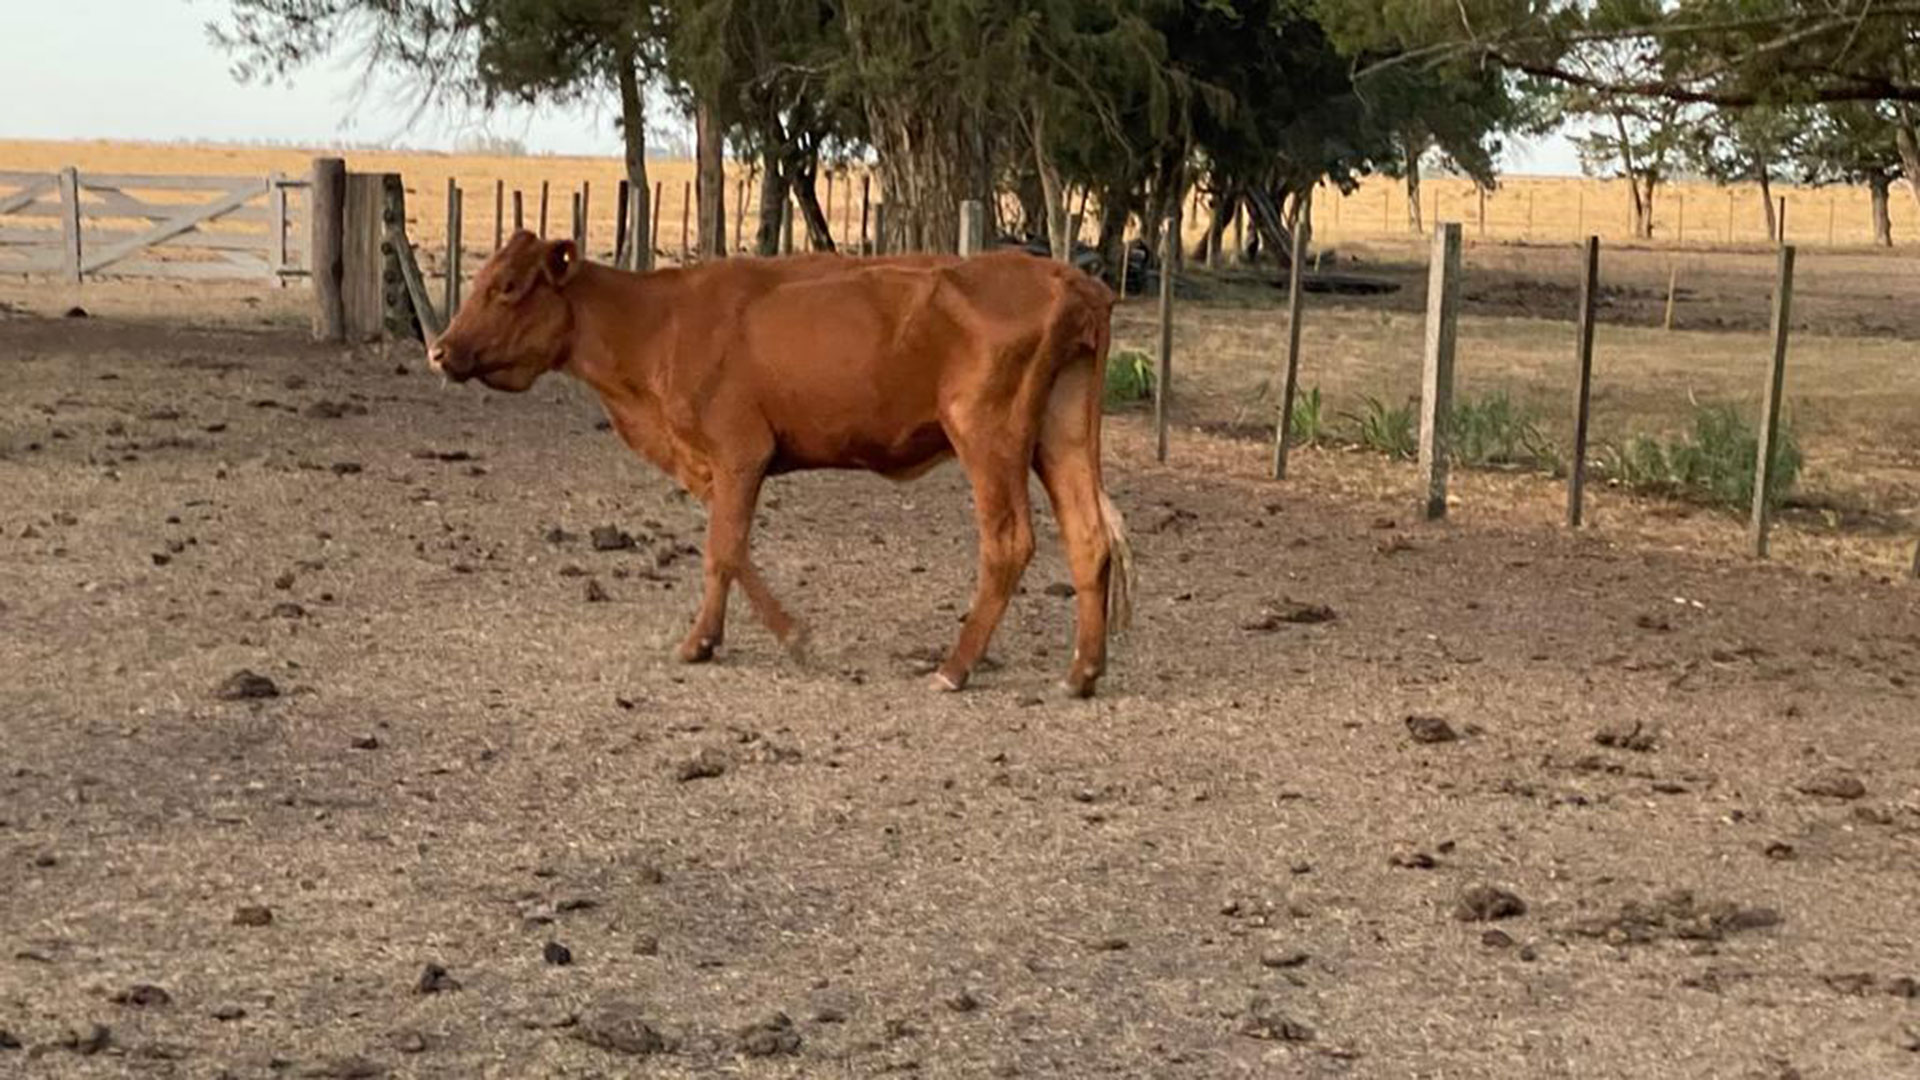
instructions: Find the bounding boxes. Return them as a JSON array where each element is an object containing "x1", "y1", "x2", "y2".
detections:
[{"x1": 560, "y1": 264, "x2": 686, "y2": 479}]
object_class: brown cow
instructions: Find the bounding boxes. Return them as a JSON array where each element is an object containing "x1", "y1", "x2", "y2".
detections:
[{"x1": 427, "y1": 232, "x2": 1133, "y2": 696}]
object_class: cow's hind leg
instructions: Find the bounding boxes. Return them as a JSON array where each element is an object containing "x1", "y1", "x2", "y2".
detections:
[
  {"x1": 1035, "y1": 368, "x2": 1112, "y2": 697},
  {"x1": 678, "y1": 467, "x2": 765, "y2": 663},
  {"x1": 737, "y1": 560, "x2": 809, "y2": 660},
  {"x1": 934, "y1": 448, "x2": 1036, "y2": 692}
]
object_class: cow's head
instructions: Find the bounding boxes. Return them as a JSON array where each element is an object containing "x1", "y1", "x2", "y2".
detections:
[{"x1": 427, "y1": 231, "x2": 580, "y2": 393}]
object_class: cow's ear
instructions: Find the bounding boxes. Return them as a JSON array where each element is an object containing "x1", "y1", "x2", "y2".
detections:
[{"x1": 541, "y1": 239, "x2": 581, "y2": 289}]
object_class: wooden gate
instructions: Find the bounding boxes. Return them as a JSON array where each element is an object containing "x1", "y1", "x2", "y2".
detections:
[{"x1": 0, "y1": 168, "x2": 308, "y2": 283}]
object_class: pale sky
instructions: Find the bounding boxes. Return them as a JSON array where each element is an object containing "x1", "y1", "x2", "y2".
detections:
[{"x1": 0, "y1": 0, "x2": 1584, "y2": 174}]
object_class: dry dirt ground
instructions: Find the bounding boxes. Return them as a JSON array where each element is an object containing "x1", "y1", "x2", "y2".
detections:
[{"x1": 3, "y1": 291, "x2": 1920, "y2": 1080}]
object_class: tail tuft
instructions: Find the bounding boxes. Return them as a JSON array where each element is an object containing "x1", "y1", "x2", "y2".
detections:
[{"x1": 1098, "y1": 488, "x2": 1134, "y2": 635}]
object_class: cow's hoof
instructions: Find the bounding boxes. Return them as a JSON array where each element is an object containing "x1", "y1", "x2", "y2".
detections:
[
  {"x1": 928, "y1": 670, "x2": 966, "y2": 693},
  {"x1": 1060, "y1": 676, "x2": 1097, "y2": 700},
  {"x1": 781, "y1": 624, "x2": 813, "y2": 664},
  {"x1": 676, "y1": 637, "x2": 718, "y2": 664}
]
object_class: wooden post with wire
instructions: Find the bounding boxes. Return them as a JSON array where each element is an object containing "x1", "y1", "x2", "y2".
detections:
[
  {"x1": 1663, "y1": 262, "x2": 1679, "y2": 331},
  {"x1": 1750, "y1": 245, "x2": 1795, "y2": 558},
  {"x1": 1417, "y1": 222, "x2": 1462, "y2": 520},
  {"x1": 1567, "y1": 237, "x2": 1600, "y2": 527},
  {"x1": 444, "y1": 180, "x2": 463, "y2": 318},
  {"x1": 538, "y1": 181, "x2": 549, "y2": 238},
  {"x1": 1272, "y1": 197, "x2": 1309, "y2": 479},
  {"x1": 1154, "y1": 198, "x2": 1180, "y2": 463}
]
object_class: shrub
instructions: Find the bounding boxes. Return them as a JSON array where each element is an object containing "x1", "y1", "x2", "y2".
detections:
[
  {"x1": 1342, "y1": 395, "x2": 1417, "y2": 459},
  {"x1": 1598, "y1": 402, "x2": 1802, "y2": 510},
  {"x1": 1104, "y1": 349, "x2": 1155, "y2": 408},
  {"x1": 1287, "y1": 386, "x2": 1325, "y2": 448},
  {"x1": 1450, "y1": 391, "x2": 1560, "y2": 471}
]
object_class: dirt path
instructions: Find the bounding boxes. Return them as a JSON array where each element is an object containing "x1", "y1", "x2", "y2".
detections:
[{"x1": 3, "y1": 315, "x2": 1918, "y2": 1078}]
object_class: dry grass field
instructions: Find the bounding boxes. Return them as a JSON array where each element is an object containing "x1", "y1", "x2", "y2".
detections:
[{"x1": 6, "y1": 138, "x2": 1918, "y2": 264}]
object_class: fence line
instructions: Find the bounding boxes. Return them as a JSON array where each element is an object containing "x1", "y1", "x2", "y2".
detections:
[{"x1": 0, "y1": 167, "x2": 308, "y2": 282}]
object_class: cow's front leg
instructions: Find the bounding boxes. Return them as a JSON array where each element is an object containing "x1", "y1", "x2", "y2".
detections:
[{"x1": 677, "y1": 467, "x2": 765, "y2": 664}]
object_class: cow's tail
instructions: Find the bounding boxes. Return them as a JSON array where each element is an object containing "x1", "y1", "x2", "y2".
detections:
[{"x1": 1085, "y1": 284, "x2": 1134, "y2": 636}]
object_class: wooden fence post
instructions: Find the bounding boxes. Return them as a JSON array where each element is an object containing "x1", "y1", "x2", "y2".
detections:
[
  {"x1": 861, "y1": 177, "x2": 872, "y2": 254},
  {"x1": 266, "y1": 172, "x2": 289, "y2": 289},
  {"x1": 681, "y1": 181, "x2": 692, "y2": 260},
  {"x1": 1418, "y1": 222, "x2": 1462, "y2": 520},
  {"x1": 445, "y1": 182, "x2": 463, "y2": 318},
  {"x1": 650, "y1": 181, "x2": 663, "y2": 265},
  {"x1": 570, "y1": 190, "x2": 585, "y2": 248},
  {"x1": 57, "y1": 166, "x2": 82, "y2": 284},
  {"x1": 538, "y1": 181, "x2": 550, "y2": 238},
  {"x1": 1750, "y1": 245, "x2": 1795, "y2": 558},
  {"x1": 614, "y1": 179, "x2": 630, "y2": 267},
  {"x1": 579, "y1": 182, "x2": 591, "y2": 252},
  {"x1": 631, "y1": 180, "x2": 651, "y2": 271},
  {"x1": 1777, "y1": 196, "x2": 1787, "y2": 244},
  {"x1": 1662, "y1": 262, "x2": 1679, "y2": 331},
  {"x1": 958, "y1": 199, "x2": 986, "y2": 257},
  {"x1": 1154, "y1": 200, "x2": 1180, "y2": 464},
  {"x1": 494, "y1": 180, "x2": 505, "y2": 252},
  {"x1": 733, "y1": 178, "x2": 747, "y2": 255},
  {"x1": 1567, "y1": 236, "x2": 1600, "y2": 527},
  {"x1": 1272, "y1": 200, "x2": 1309, "y2": 479},
  {"x1": 1676, "y1": 190, "x2": 1686, "y2": 244},
  {"x1": 1477, "y1": 184, "x2": 1487, "y2": 240},
  {"x1": 513, "y1": 190, "x2": 524, "y2": 233},
  {"x1": 309, "y1": 157, "x2": 347, "y2": 342}
]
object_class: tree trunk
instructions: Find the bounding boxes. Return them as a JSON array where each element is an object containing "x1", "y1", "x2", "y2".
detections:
[
  {"x1": 1404, "y1": 138, "x2": 1425, "y2": 235},
  {"x1": 755, "y1": 150, "x2": 787, "y2": 257},
  {"x1": 1030, "y1": 105, "x2": 1071, "y2": 263},
  {"x1": 790, "y1": 155, "x2": 835, "y2": 252},
  {"x1": 694, "y1": 100, "x2": 726, "y2": 259},
  {"x1": 1094, "y1": 186, "x2": 1131, "y2": 289},
  {"x1": 1757, "y1": 171, "x2": 1776, "y2": 242},
  {"x1": 1194, "y1": 190, "x2": 1235, "y2": 263},
  {"x1": 1869, "y1": 170, "x2": 1894, "y2": 246},
  {"x1": 1896, "y1": 109, "x2": 1920, "y2": 217},
  {"x1": 615, "y1": 50, "x2": 651, "y2": 271},
  {"x1": 1629, "y1": 174, "x2": 1656, "y2": 240}
]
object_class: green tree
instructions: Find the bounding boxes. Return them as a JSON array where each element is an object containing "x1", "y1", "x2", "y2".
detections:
[
  {"x1": 1797, "y1": 103, "x2": 1905, "y2": 245},
  {"x1": 1686, "y1": 104, "x2": 1806, "y2": 241}
]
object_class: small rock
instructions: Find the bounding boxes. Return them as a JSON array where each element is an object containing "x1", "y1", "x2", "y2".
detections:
[
  {"x1": 544, "y1": 941, "x2": 574, "y2": 966},
  {"x1": 556, "y1": 897, "x2": 599, "y2": 913},
  {"x1": 62, "y1": 1023, "x2": 111, "y2": 1055},
  {"x1": 151, "y1": 552, "x2": 172, "y2": 567},
  {"x1": 584, "y1": 578, "x2": 611, "y2": 603},
  {"x1": 1455, "y1": 885, "x2": 1527, "y2": 922},
  {"x1": 1242, "y1": 600, "x2": 1336, "y2": 632},
  {"x1": 112, "y1": 984, "x2": 172, "y2": 1008},
  {"x1": 1764, "y1": 841, "x2": 1796, "y2": 860},
  {"x1": 1518, "y1": 944, "x2": 1539, "y2": 962},
  {"x1": 271, "y1": 602, "x2": 307, "y2": 619},
  {"x1": 590, "y1": 526, "x2": 635, "y2": 552},
  {"x1": 211, "y1": 1004, "x2": 247, "y2": 1021},
  {"x1": 675, "y1": 748, "x2": 729, "y2": 782},
  {"x1": 64, "y1": 305, "x2": 89, "y2": 319},
  {"x1": 812, "y1": 1005, "x2": 848, "y2": 1024},
  {"x1": 1594, "y1": 722, "x2": 1658, "y2": 752},
  {"x1": 1481, "y1": 929, "x2": 1514, "y2": 948},
  {"x1": 32, "y1": 851, "x2": 57, "y2": 868},
  {"x1": 576, "y1": 1002, "x2": 666, "y2": 1056},
  {"x1": 217, "y1": 670, "x2": 280, "y2": 701},
  {"x1": 1797, "y1": 772, "x2": 1866, "y2": 800},
  {"x1": 1260, "y1": 950, "x2": 1310, "y2": 969},
  {"x1": 1092, "y1": 936, "x2": 1130, "y2": 952},
  {"x1": 946, "y1": 989, "x2": 981, "y2": 1013},
  {"x1": 330, "y1": 462, "x2": 363, "y2": 476},
  {"x1": 1405, "y1": 715, "x2": 1459, "y2": 744},
  {"x1": 1887, "y1": 976, "x2": 1919, "y2": 999},
  {"x1": 737, "y1": 1012, "x2": 802, "y2": 1057},
  {"x1": 1043, "y1": 582, "x2": 1076, "y2": 598},
  {"x1": 392, "y1": 1030, "x2": 427, "y2": 1054},
  {"x1": 1239, "y1": 998, "x2": 1313, "y2": 1043},
  {"x1": 233, "y1": 904, "x2": 274, "y2": 927},
  {"x1": 1390, "y1": 851, "x2": 1438, "y2": 869},
  {"x1": 0, "y1": 1029, "x2": 18, "y2": 1050},
  {"x1": 633, "y1": 935, "x2": 660, "y2": 957},
  {"x1": 414, "y1": 963, "x2": 460, "y2": 995},
  {"x1": 273, "y1": 572, "x2": 296, "y2": 590},
  {"x1": 1635, "y1": 613, "x2": 1673, "y2": 632},
  {"x1": 350, "y1": 735, "x2": 380, "y2": 751}
]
